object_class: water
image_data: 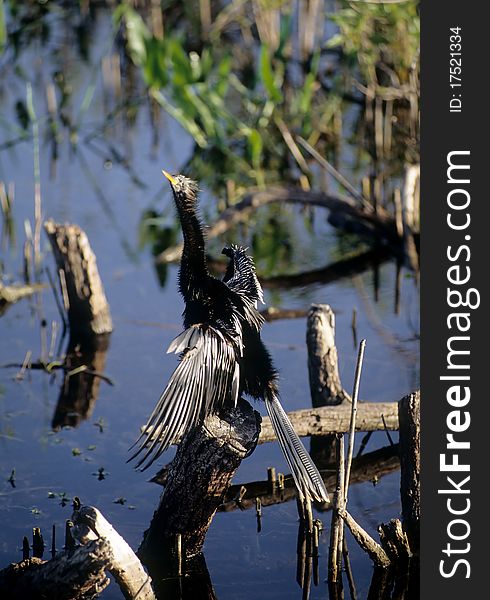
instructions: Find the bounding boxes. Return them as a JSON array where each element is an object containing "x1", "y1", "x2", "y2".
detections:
[{"x1": 0, "y1": 6, "x2": 419, "y2": 599}]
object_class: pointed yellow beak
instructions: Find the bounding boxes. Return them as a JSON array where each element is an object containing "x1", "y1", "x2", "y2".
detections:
[{"x1": 162, "y1": 170, "x2": 177, "y2": 186}]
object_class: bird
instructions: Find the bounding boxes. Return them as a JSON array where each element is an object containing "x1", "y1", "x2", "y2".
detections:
[{"x1": 129, "y1": 171, "x2": 329, "y2": 504}]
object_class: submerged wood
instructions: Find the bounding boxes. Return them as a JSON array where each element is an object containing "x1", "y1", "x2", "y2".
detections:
[
  {"x1": 139, "y1": 398, "x2": 261, "y2": 574},
  {"x1": 398, "y1": 391, "x2": 420, "y2": 552},
  {"x1": 261, "y1": 306, "x2": 309, "y2": 321},
  {"x1": 44, "y1": 220, "x2": 113, "y2": 338},
  {"x1": 258, "y1": 401, "x2": 398, "y2": 443},
  {"x1": 219, "y1": 443, "x2": 400, "y2": 512},
  {"x1": 156, "y1": 187, "x2": 400, "y2": 264},
  {"x1": 0, "y1": 539, "x2": 111, "y2": 600}
]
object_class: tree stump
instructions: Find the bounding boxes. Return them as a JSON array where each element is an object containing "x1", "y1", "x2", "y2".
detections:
[
  {"x1": 44, "y1": 220, "x2": 113, "y2": 430},
  {"x1": 139, "y1": 398, "x2": 261, "y2": 577},
  {"x1": 44, "y1": 220, "x2": 113, "y2": 340},
  {"x1": 306, "y1": 304, "x2": 350, "y2": 406},
  {"x1": 306, "y1": 304, "x2": 350, "y2": 467},
  {"x1": 398, "y1": 390, "x2": 420, "y2": 552}
]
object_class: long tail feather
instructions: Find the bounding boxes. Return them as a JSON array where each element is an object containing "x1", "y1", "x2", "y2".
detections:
[{"x1": 265, "y1": 393, "x2": 330, "y2": 504}]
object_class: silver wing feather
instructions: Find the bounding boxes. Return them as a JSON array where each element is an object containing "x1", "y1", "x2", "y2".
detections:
[
  {"x1": 129, "y1": 325, "x2": 240, "y2": 470},
  {"x1": 222, "y1": 244, "x2": 264, "y2": 306}
]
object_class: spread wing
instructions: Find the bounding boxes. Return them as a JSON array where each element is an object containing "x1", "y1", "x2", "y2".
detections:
[
  {"x1": 129, "y1": 324, "x2": 240, "y2": 470},
  {"x1": 222, "y1": 245, "x2": 265, "y2": 332},
  {"x1": 222, "y1": 244, "x2": 264, "y2": 306}
]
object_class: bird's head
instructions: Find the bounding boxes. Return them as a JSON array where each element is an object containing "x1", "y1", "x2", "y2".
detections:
[{"x1": 162, "y1": 170, "x2": 199, "y2": 210}]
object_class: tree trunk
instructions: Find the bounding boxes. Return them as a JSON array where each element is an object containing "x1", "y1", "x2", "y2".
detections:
[
  {"x1": 44, "y1": 220, "x2": 112, "y2": 339},
  {"x1": 139, "y1": 398, "x2": 261, "y2": 577},
  {"x1": 398, "y1": 390, "x2": 420, "y2": 552},
  {"x1": 258, "y1": 401, "x2": 399, "y2": 443}
]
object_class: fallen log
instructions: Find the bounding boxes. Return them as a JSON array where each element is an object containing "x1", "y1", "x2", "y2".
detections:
[
  {"x1": 0, "y1": 539, "x2": 111, "y2": 600},
  {"x1": 258, "y1": 401, "x2": 399, "y2": 443},
  {"x1": 141, "y1": 400, "x2": 398, "y2": 448},
  {"x1": 0, "y1": 503, "x2": 156, "y2": 600},
  {"x1": 142, "y1": 400, "x2": 399, "y2": 448},
  {"x1": 72, "y1": 503, "x2": 155, "y2": 600}
]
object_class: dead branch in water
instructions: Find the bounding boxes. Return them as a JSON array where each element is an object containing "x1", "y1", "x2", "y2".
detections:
[
  {"x1": 261, "y1": 246, "x2": 391, "y2": 290},
  {"x1": 339, "y1": 509, "x2": 390, "y2": 568},
  {"x1": 0, "y1": 539, "x2": 111, "y2": 600},
  {"x1": 139, "y1": 400, "x2": 399, "y2": 447},
  {"x1": 43, "y1": 220, "x2": 113, "y2": 430},
  {"x1": 336, "y1": 391, "x2": 420, "y2": 572},
  {"x1": 217, "y1": 443, "x2": 400, "y2": 512},
  {"x1": 71, "y1": 503, "x2": 155, "y2": 600},
  {"x1": 0, "y1": 282, "x2": 46, "y2": 313},
  {"x1": 156, "y1": 187, "x2": 400, "y2": 264},
  {"x1": 0, "y1": 503, "x2": 155, "y2": 600},
  {"x1": 260, "y1": 306, "x2": 309, "y2": 321},
  {"x1": 306, "y1": 303, "x2": 350, "y2": 469},
  {"x1": 258, "y1": 401, "x2": 399, "y2": 443},
  {"x1": 329, "y1": 339, "x2": 366, "y2": 589}
]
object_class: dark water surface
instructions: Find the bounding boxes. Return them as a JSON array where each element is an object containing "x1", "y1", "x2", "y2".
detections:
[{"x1": 0, "y1": 7, "x2": 419, "y2": 599}]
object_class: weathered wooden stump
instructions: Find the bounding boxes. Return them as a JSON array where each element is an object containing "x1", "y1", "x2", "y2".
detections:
[
  {"x1": 44, "y1": 220, "x2": 113, "y2": 429},
  {"x1": 44, "y1": 220, "x2": 113, "y2": 340},
  {"x1": 307, "y1": 304, "x2": 350, "y2": 407},
  {"x1": 139, "y1": 398, "x2": 261, "y2": 578},
  {"x1": 398, "y1": 390, "x2": 420, "y2": 553},
  {"x1": 306, "y1": 304, "x2": 350, "y2": 468}
]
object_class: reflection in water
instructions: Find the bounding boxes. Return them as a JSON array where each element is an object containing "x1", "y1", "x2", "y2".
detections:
[
  {"x1": 52, "y1": 334, "x2": 111, "y2": 430},
  {"x1": 142, "y1": 550, "x2": 218, "y2": 600}
]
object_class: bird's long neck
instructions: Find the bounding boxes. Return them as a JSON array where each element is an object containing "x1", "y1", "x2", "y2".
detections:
[{"x1": 175, "y1": 199, "x2": 208, "y2": 299}]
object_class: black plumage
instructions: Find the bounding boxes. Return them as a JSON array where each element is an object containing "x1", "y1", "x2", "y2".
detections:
[{"x1": 129, "y1": 172, "x2": 329, "y2": 503}]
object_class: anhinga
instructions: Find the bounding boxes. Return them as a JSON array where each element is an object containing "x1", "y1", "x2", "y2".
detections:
[{"x1": 129, "y1": 172, "x2": 329, "y2": 503}]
